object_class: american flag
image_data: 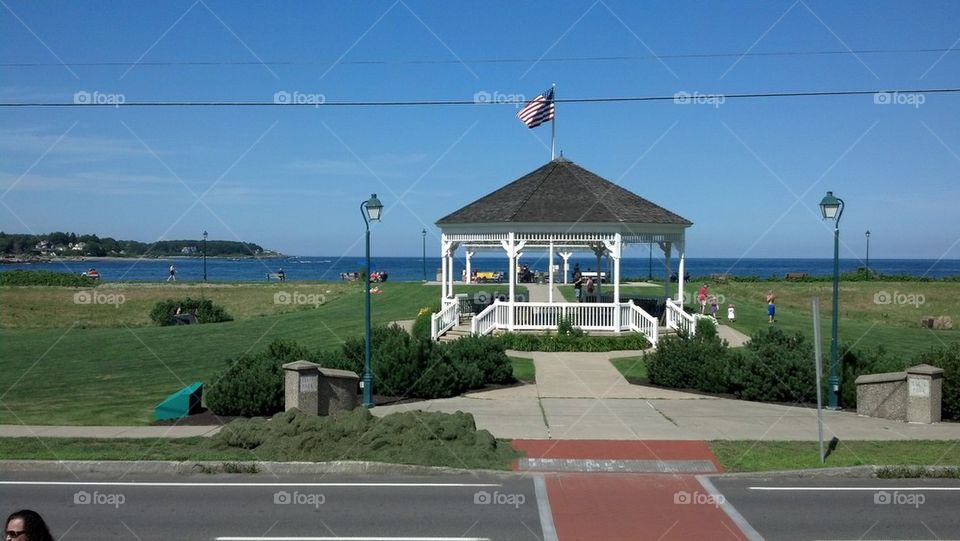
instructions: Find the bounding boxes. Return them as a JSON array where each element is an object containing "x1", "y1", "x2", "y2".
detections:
[{"x1": 517, "y1": 88, "x2": 555, "y2": 129}]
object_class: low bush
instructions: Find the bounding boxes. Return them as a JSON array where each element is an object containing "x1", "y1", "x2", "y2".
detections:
[
  {"x1": 206, "y1": 339, "x2": 310, "y2": 417},
  {"x1": 914, "y1": 344, "x2": 960, "y2": 420},
  {"x1": 727, "y1": 327, "x2": 817, "y2": 403},
  {"x1": 0, "y1": 269, "x2": 97, "y2": 287},
  {"x1": 411, "y1": 304, "x2": 438, "y2": 340},
  {"x1": 496, "y1": 332, "x2": 650, "y2": 352},
  {"x1": 838, "y1": 345, "x2": 906, "y2": 409},
  {"x1": 647, "y1": 322, "x2": 730, "y2": 393},
  {"x1": 149, "y1": 298, "x2": 233, "y2": 326},
  {"x1": 445, "y1": 335, "x2": 513, "y2": 385}
]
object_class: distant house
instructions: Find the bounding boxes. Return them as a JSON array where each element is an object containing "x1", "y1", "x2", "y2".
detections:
[
  {"x1": 72, "y1": 242, "x2": 86, "y2": 251},
  {"x1": 181, "y1": 246, "x2": 198, "y2": 254}
]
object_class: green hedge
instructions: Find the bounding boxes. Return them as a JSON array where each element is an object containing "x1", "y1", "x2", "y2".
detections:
[
  {"x1": 914, "y1": 345, "x2": 960, "y2": 420},
  {"x1": 0, "y1": 269, "x2": 97, "y2": 287},
  {"x1": 206, "y1": 327, "x2": 516, "y2": 417},
  {"x1": 149, "y1": 298, "x2": 233, "y2": 326},
  {"x1": 205, "y1": 339, "x2": 309, "y2": 417},
  {"x1": 496, "y1": 332, "x2": 651, "y2": 352}
]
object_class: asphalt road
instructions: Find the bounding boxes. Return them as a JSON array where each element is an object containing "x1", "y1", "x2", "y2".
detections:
[
  {"x1": 0, "y1": 471, "x2": 550, "y2": 541},
  {"x1": 712, "y1": 476, "x2": 960, "y2": 540}
]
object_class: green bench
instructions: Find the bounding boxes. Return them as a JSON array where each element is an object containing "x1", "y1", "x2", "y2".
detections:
[{"x1": 154, "y1": 382, "x2": 204, "y2": 421}]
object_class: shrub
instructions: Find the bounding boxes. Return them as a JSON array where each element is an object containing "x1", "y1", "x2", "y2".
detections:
[
  {"x1": 412, "y1": 304, "x2": 439, "y2": 340},
  {"x1": 496, "y1": 332, "x2": 650, "y2": 352},
  {"x1": 206, "y1": 339, "x2": 310, "y2": 417},
  {"x1": 150, "y1": 297, "x2": 232, "y2": 326},
  {"x1": 913, "y1": 345, "x2": 960, "y2": 420},
  {"x1": 443, "y1": 335, "x2": 513, "y2": 385},
  {"x1": 0, "y1": 269, "x2": 97, "y2": 287},
  {"x1": 647, "y1": 327, "x2": 730, "y2": 393},
  {"x1": 729, "y1": 327, "x2": 817, "y2": 403},
  {"x1": 838, "y1": 344, "x2": 905, "y2": 409}
]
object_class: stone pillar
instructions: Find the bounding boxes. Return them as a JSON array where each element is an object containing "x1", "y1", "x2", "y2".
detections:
[
  {"x1": 906, "y1": 364, "x2": 945, "y2": 423},
  {"x1": 465, "y1": 250, "x2": 474, "y2": 283},
  {"x1": 318, "y1": 368, "x2": 360, "y2": 416},
  {"x1": 283, "y1": 361, "x2": 321, "y2": 415}
]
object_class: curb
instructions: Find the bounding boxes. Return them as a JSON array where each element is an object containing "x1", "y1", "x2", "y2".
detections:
[
  {"x1": 705, "y1": 464, "x2": 960, "y2": 479},
  {"x1": 0, "y1": 460, "x2": 519, "y2": 477}
]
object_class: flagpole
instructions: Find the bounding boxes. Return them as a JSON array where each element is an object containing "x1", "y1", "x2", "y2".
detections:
[{"x1": 551, "y1": 83, "x2": 556, "y2": 161}]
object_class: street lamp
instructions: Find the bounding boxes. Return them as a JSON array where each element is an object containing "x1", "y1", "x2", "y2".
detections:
[
  {"x1": 361, "y1": 193, "x2": 383, "y2": 408},
  {"x1": 865, "y1": 230, "x2": 871, "y2": 280},
  {"x1": 202, "y1": 230, "x2": 208, "y2": 282},
  {"x1": 819, "y1": 191, "x2": 844, "y2": 410},
  {"x1": 421, "y1": 228, "x2": 427, "y2": 282}
]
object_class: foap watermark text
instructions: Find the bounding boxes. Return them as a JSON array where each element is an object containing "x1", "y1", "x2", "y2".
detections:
[
  {"x1": 74, "y1": 490, "x2": 125, "y2": 508},
  {"x1": 73, "y1": 90, "x2": 126, "y2": 107},
  {"x1": 874, "y1": 290, "x2": 925, "y2": 307},
  {"x1": 274, "y1": 90, "x2": 326, "y2": 107},
  {"x1": 74, "y1": 290, "x2": 125, "y2": 307},
  {"x1": 474, "y1": 490, "x2": 526, "y2": 508},
  {"x1": 274, "y1": 291, "x2": 325, "y2": 307},
  {"x1": 674, "y1": 91, "x2": 725, "y2": 108},
  {"x1": 274, "y1": 490, "x2": 325, "y2": 508}
]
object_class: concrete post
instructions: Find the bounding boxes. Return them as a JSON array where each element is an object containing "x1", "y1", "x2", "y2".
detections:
[
  {"x1": 906, "y1": 364, "x2": 944, "y2": 423},
  {"x1": 283, "y1": 361, "x2": 321, "y2": 415}
]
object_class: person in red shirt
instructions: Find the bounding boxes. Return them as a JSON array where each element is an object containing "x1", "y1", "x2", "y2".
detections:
[{"x1": 698, "y1": 283, "x2": 709, "y2": 314}]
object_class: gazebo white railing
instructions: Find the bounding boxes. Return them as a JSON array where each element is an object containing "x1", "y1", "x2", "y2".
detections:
[
  {"x1": 469, "y1": 299, "x2": 659, "y2": 346},
  {"x1": 430, "y1": 299, "x2": 459, "y2": 339}
]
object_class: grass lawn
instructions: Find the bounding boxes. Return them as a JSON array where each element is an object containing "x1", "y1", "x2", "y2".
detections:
[
  {"x1": 0, "y1": 282, "x2": 442, "y2": 425},
  {"x1": 711, "y1": 440, "x2": 960, "y2": 472},
  {"x1": 609, "y1": 355, "x2": 648, "y2": 383},
  {"x1": 509, "y1": 356, "x2": 535, "y2": 383}
]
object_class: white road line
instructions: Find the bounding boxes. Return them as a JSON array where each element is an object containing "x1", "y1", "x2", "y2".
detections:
[
  {"x1": 534, "y1": 475, "x2": 558, "y2": 541},
  {"x1": 0, "y1": 481, "x2": 500, "y2": 488},
  {"x1": 749, "y1": 486, "x2": 960, "y2": 491},
  {"x1": 697, "y1": 476, "x2": 764, "y2": 541},
  {"x1": 216, "y1": 538, "x2": 490, "y2": 541}
]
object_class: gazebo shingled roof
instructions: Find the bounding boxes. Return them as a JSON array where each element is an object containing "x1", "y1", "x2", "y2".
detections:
[{"x1": 436, "y1": 158, "x2": 692, "y2": 226}]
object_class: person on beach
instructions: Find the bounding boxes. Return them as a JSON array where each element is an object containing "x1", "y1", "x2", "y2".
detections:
[
  {"x1": 5, "y1": 510, "x2": 54, "y2": 541},
  {"x1": 167, "y1": 264, "x2": 176, "y2": 282},
  {"x1": 766, "y1": 290, "x2": 776, "y2": 323},
  {"x1": 277, "y1": 268, "x2": 285, "y2": 282}
]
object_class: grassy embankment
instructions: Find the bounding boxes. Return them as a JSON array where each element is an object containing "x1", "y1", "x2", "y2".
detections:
[{"x1": 0, "y1": 282, "x2": 524, "y2": 425}]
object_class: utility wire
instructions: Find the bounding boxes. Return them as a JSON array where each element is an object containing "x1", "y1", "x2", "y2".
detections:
[
  {"x1": 2, "y1": 88, "x2": 958, "y2": 107},
  {"x1": 1, "y1": 47, "x2": 958, "y2": 68}
]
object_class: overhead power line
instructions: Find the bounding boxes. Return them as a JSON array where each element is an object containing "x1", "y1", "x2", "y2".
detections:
[
  {"x1": 2, "y1": 88, "x2": 958, "y2": 108},
  {"x1": 0, "y1": 47, "x2": 957, "y2": 68}
]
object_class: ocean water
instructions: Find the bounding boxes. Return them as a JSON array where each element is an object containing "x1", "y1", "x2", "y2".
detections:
[{"x1": 4, "y1": 256, "x2": 959, "y2": 282}]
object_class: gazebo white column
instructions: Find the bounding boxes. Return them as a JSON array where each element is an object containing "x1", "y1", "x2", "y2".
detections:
[
  {"x1": 559, "y1": 251, "x2": 572, "y2": 284},
  {"x1": 604, "y1": 234, "x2": 623, "y2": 332},
  {"x1": 501, "y1": 233, "x2": 526, "y2": 331},
  {"x1": 465, "y1": 250, "x2": 475, "y2": 283},
  {"x1": 660, "y1": 241, "x2": 672, "y2": 302},
  {"x1": 676, "y1": 240, "x2": 686, "y2": 303},
  {"x1": 440, "y1": 236, "x2": 450, "y2": 302},
  {"x1": 548, "y1": 241, "x2": 555, "y2": 303}
]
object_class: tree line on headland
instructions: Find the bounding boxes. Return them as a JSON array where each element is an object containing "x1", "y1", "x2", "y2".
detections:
[{"x1": 0, "y1": 231, "x2": 271, "y2": 258}]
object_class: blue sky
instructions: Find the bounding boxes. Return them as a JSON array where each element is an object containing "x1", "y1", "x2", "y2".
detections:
[{"x1": 1, "y1": 1, "x2": 959, "y2": 260}]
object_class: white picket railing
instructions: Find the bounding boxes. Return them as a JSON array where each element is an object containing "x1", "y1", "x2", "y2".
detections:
[
  {"x1": 462, "y1": 301, "x2": 658, "y2": 347},
  {"x1": 665, "y1": 298, "x2": 696, "y2": 336},
  {"x1": 625, "y1": 302, "x2": 659, "y2": 347},
  {"x1": 471, "y1": 301, "x2": 501, "y2": 337},
  {"x1": 430, "y1": 299, "x2": 459, "y2": 341}
]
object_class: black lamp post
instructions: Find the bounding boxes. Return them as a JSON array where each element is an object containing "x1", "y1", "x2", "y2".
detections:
[
  {"x1": 865, "y1": 230, "x2": 871, "y2": 280},
  {"x1": 361, "y1": 194, "x2": 383, "y2": 408},
  {"x1": 820, "y1": 191, "x2": 844, "y2": 410},
  {"x1": 421, "y1": 228, "x2": 427, "y2": 282},
  {"x1": 202, "y1": 230, "x2": 208, "y2": 282}
]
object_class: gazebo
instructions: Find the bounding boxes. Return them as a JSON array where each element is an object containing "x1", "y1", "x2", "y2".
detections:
[{"x1": 430, "y1": 158, "x2": 697, "y2": 345}]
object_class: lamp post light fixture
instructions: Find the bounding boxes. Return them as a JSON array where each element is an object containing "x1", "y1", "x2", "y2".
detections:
[
  {"x1": 361, "y1": 193, "x2": 383, "y2": 408},
  {"x1": 421, "y1": 228, "x2": 427, "y2": 282},
  {"x1": 202, "y1": 230, "x2": 208, "y2": 282},
  {"x1": 819, "y1": 191, "x2": 844, "y2": 410},
  {"x1": 865, "y1": 230, "x2": 871, "y2": 280}
]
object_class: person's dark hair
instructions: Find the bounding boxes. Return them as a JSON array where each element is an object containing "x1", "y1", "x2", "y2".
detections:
[{"x1": 5, "y1": 509, "x2": 54, "y2": 541}]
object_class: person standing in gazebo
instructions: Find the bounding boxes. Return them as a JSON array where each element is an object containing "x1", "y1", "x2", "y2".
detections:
[{"x1": 574, "y1": 272, "x2": 584, "y2": 302}]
